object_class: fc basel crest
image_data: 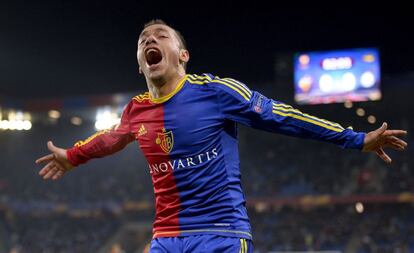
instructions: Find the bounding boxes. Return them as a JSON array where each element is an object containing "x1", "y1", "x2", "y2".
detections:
[{"x1": 155, "y1": 128, "x2": 174, "y2": 154}]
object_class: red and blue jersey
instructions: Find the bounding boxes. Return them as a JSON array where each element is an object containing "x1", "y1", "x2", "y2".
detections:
[{"x1": 67, "y1": 74, "x2": 365, "y2": 240}]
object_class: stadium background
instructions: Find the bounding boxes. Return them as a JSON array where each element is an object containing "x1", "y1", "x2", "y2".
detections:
[{"x1": 0, "y1": 3, "x2": 413, "y2": 253}]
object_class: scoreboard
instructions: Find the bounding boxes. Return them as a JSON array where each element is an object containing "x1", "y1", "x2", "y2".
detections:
[{"x1": 294, "y1": 48, "x2": 381, "y2": 105}]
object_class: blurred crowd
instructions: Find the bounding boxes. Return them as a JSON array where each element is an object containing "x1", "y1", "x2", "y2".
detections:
[
  {"x1": 1, "y1": 204, "x2": 413, "y2": 253},
  {"x1": 250, "y1": 204, "x2": 414, "y2": 253},
  {"x1": 1, "y1": 214, "x2": 119, "y2": 253}
]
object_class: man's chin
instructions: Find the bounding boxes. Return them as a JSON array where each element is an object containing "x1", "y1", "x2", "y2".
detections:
[{"x1": 145, "y1": 68, "x2": 165, "y2": 81}]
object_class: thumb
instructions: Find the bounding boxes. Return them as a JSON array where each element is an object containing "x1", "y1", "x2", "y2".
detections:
[
  {"x1": 375, "y1": 122, "x2": 388, "y2": 136},
  {"x1": 47, "y1": 141, "x2": 59, "y2": 153}
]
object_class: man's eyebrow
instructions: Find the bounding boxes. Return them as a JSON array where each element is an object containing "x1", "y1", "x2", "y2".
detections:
[
  {"x1": 139, "y1": 31, "x2": 148, "y2": 38},
  {"x1": 139, "y1": 27, "x2": 169, "y2": 39}
]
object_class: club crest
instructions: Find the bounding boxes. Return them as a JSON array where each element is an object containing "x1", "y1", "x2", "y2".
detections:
[{"x1": 155, "y1": 128, "x2": 174, "y2": 154}]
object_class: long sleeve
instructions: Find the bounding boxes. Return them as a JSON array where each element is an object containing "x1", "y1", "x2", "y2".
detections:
[
  {"x1": 66, "y1": 101, "x2": 135, "y2": 166},
  {"x1": 211, "y1": 76, "x2": 365, "y2": 150}
]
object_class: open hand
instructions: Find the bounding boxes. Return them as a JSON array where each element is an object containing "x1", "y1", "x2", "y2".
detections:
[
  {"x1": 362, "y1": 122, "x2": 408, "y2": 163},
  {"x1": 35, "y1": 141, "x2": 74, "y2": 180}
]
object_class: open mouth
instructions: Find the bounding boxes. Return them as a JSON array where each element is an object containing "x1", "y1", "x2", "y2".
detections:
[{"x1": 145, "y1": 48, "x2": 163, "y2": 66}]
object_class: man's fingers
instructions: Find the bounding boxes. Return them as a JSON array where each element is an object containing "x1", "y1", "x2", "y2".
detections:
[
  {"x1": 383, "y1": 130, "x2": 408, "y2": 137},
  {"x1": 35, "y1": 154, "x2": 55, "y2": 164},
  {"x1": 39, "y1": 161, "x2": 54, "y2": 176},
  {"x1": 42, "y1": 160, "x2": 68, "y2": 180},
  {"x1": 52, "y1": 170, "x2": 65, "y2": 180},
  {"x1": 386, "y1": 137, "x2": 407, "y2": 151},
  {"x1": 43, "y1": 166, "x2": 59, "y2": 180},
  {"x1": 54, "y1": 159, "x2": 68, "y2": 170},
  {"x1": 37, "y1": 141, "x2": 70, "y2": 180},
  {"x1": 387, "y1": 136, "x2": 408, "y2": 147},
  {"x1": 384, "y1": 143, "x2": 404, "y2": 151},
  {"x1": 376, "y1": 148, "x2": 392, "y2": 164}
]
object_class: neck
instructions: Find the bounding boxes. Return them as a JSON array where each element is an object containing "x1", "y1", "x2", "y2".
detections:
[{"x1": 146, "y1": 70, "x2": 186, "y2": 99}]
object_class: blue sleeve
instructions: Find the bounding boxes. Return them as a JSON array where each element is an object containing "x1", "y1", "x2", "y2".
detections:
[{"x1": 209, "y1": 76, "x2": 366, "y2": 150}]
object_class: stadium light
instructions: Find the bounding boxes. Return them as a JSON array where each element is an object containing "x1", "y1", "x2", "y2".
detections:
[
  {"x1": 8, "y1": 111, "x2": 16, "y2": 121},
  {"x1": 23, "y1": 120, "x2": 32, "y2": 130},
  {"x1": 48, "y1": 110, "x2": 61, "y2": 119},
  {"x1": 95, "y1": 108, "x2": 120, "y2": 130},
  {"x1": 254, "y1": 202, "x2": 268, "y2": 213},
  {"x1": 0, "y1": 110, "x2": 32, "y2": 131},
  {"x1": 344, "y1": 100, "x2": 353, "y2": 108},
  {"x1": 367, "y1": 115, "x2": 376, "y2": 124},
  {"x1": 356, "y1": 108, "x2": 365, "y2": 117},
  {"x1": 8, "y1": 120, "x2": 16, "y2": 130},
  {"x1": 71, "y1": 117, "x2": 83, "y2": 126},
  {"x1": 15, "y1": 120, "x2": 24, "y2": 130},
  {"x1": 355, "y1": 202, "x2": 364, "y2": 213},
  {"x1": 6, "y1": 120, "x2": 32, "y2": 131},
  {"x1": 24, "y1": 112, "x2": 31, "y2": 121},
  {"x1": 0, "y1": 120, "x2": 9, "y2": 130}
]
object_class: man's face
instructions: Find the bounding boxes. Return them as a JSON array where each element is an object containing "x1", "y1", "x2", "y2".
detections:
[{"x1": 137, "y1": 24, "x2": 188, "y2": 80}]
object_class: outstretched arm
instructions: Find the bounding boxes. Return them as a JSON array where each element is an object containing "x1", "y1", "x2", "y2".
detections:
[
  {"x1": 362, "y1": 122, "x2": 407, "y2": 163},
  {"x1": 208, "y1": 75, "x2": 407, "y2": 162},
  {"x1": 35, "y1": 101, "x2": 135, "y2": 180}
]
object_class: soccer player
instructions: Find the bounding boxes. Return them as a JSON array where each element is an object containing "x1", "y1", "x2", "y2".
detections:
[{"x1": 35, "y1": 19, "x2": 407, "y2": 253}]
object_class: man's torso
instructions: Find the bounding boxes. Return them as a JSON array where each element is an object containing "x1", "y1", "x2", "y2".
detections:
[{"x1": 129, "y1": 74, "x2": 252, "y2": 239}]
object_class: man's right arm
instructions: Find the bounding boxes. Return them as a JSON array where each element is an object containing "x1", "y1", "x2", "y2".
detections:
[
  {"x1": 66, "y1": 102, "x2": 135, "y2": 166},
  {"x1": 36, "y1": 101, "x2": 135, "y2": 180},
  {"x1": 67, "y1": 125, "x2": 134, "y2": 167}
]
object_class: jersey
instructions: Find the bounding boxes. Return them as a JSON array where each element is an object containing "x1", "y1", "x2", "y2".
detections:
[{"x1": 66, "y1": 73, "x2": 366, "y2": 240}]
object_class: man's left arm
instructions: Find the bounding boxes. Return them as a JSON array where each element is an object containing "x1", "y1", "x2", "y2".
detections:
[{"x1": 212, "y1": 76, "x2": 407, "y2": 162}]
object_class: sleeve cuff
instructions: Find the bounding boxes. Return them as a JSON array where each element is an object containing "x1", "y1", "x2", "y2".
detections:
[
  {"x1": 66, "y1": 147, "x2": 82, "y2": 167},
  {"x1": 343, "y1": 130, "x2": 366, "y2": 150}
]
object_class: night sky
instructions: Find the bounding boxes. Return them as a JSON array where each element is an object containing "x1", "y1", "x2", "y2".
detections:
[{"x1": 1, "y1": 2, "x2": 412, "y2": 98}]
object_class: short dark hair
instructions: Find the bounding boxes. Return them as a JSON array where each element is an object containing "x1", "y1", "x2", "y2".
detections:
[{"x1": 143, "y1": 19, "x2": 187, "y2": 51}]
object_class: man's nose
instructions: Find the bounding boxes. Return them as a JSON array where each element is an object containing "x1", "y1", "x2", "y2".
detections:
[{"x1": 145, "y1": 35, "x2": 157, "y2": 45}]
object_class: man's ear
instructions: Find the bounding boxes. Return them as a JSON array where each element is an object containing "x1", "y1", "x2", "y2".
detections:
[
  {"x1": 179, "y1": 49, "x2": 190, "y2": 65},
  {"x1": 139, "y1": 66, "x2": 143, "y2": 74}
]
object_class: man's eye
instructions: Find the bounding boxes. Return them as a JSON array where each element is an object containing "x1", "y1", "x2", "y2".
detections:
[
  {"x1": 139, "y1": 39, "x2": 145, "y2": 45},
  {"x1": 160, "y1": 35, "x2": 168, "y2": 38}
]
